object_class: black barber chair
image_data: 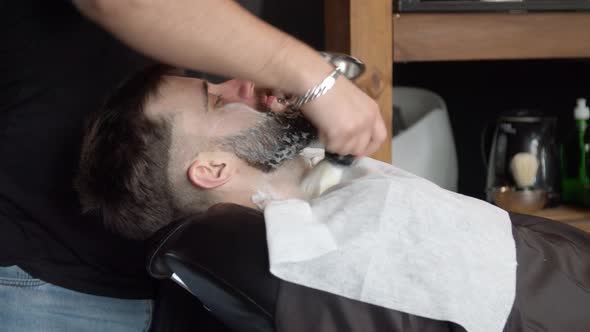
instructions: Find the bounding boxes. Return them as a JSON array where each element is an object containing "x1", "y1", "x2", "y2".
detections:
[
  {"x1": 147, "y1": 203, "x2": 462, "y2": 332},
  {"x1": 147, "y1": 204, "x2": 276, "y2": 332}
]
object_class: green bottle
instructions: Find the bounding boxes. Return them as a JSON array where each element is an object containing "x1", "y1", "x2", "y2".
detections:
[{"x1": 560, "y1": 98, "x2": 590, "y2": 205}]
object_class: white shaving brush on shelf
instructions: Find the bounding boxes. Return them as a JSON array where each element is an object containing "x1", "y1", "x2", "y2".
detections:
[
  {"x1": 495, "y1": 152, "x2": 546, "y2": 214},
  {"x1": 510, "y1": 152, "x2": 539, "y2": 189}
]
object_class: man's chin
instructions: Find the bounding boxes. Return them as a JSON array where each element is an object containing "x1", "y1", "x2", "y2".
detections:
[{"x1": 216, "y1": 105, "x2": 317, "y2": 173}]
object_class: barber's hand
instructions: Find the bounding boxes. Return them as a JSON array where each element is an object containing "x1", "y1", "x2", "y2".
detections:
[{"x1": 301, "y1": 77, "x2": 386, "y2": 157}]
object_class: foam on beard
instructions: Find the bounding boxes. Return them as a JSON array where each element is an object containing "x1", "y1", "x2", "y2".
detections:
[{"x1": 214, "y1": 103, "x2": 318, "y2": 173}]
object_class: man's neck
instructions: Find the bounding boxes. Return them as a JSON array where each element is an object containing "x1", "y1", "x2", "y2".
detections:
[
  {"x1": 264, "y1": 157, "x2": 309, "y2": 198},
  {"x1": 245, "y1": 156, "x2": 310, "y2": 209},
  {"x1": 217, "y1": 156, "x2": 311, "y2": 210}
]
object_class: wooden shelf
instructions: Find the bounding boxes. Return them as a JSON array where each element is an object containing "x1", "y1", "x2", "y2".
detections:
[
  {"x1": 393, "y1": 12, "x2": 590, "y2": 62},
  {"x1": 533, "y1": 205, "x2": 590, "y2": 221},
  {"x1": 532, "y1": 205, "x2": 590, "y2": 233}
]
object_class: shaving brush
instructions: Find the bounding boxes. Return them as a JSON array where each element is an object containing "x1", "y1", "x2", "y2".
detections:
[
  {"x1": 510, "y1": 152, "x2": 539, "y2": 188},
  {"x1": 300, "y1": 153, "x2": 355, "y2": 199},
  {"x1": 493, "y1": 152, "x2": 546, "y2": 214}
]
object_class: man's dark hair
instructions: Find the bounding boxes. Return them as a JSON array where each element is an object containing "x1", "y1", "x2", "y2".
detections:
[{"x1": 75, "y1": 64, "x2": 177, "y2": 240}]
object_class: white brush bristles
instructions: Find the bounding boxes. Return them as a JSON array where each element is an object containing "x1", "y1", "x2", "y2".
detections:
[
  {"x1": 510, "y1": 152, "x2": 539, "y2": 188},
  {"x1": 299, "y1": 160, "x2": 344, "y2": 199}
]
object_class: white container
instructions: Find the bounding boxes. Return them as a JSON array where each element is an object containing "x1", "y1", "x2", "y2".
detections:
[{"x1": 392, "y1": 87, "x2": 458, "y2": 192}]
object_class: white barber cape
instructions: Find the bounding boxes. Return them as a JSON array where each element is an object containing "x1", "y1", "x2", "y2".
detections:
[{"x1": 263, "y1": 157, "x2": 517, "y2": 332}]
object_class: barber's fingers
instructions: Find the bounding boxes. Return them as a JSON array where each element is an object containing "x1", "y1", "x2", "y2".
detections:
[
  {"x1": 342, "y1": 103, "x2": 386, "y2": 157},
  {"x1": 323, "y1": 130, "x2": 368, "y2": 157},
  {"x1": 348, "y1": 131, "x2": 372, "y2": 157},
  {"x1": 322, "y1": 120, "x2": 360, "y2": 155},
  {"x1": 321, "y1": 106, "x2": 382, "y2": 156},
  {"x1": 299, "y1": 76, "x2": 386, "y2": 156},
  {"x1": 364, "y1": 112, "x2": 387, "y2": 156},
  {"x1": 324, "y1": 127, "x2": 375, "y2": 158}
]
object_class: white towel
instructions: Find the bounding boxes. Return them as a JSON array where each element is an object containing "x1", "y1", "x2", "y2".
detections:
[{"x1": 264, "y1": 157, "x2": 517, "y2": 332}]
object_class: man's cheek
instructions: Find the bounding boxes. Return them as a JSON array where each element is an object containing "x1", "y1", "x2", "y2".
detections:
[{"x1": 219, "y1": 114, "x2": 266, "y2": 135}]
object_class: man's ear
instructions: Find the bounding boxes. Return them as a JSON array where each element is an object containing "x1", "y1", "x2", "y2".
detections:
[{"x1": 186, "y1": 153, "x2": 235, "y2": 189}]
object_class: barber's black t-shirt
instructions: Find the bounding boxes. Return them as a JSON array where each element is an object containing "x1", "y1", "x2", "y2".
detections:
[{"x1": 0, "y1": 1, "x2": 156, "y2": 298}]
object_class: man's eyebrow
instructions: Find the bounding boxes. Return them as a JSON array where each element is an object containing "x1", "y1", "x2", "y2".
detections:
[{"x1": 202, "y1": 80, "x2": 209, "y2": 113}]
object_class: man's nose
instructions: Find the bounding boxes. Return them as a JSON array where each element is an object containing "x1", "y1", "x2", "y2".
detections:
[{"x1": 210, "y1": 79, "x2": 256, "y2": 106}]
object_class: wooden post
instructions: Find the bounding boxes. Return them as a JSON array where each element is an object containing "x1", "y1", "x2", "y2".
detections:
[{"x1": 325, "y1": 0, "x2": 393, "y2": 163}]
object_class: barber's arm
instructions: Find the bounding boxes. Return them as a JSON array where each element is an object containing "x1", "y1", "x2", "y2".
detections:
[{"x1": 73, "y1": 0, "x2": 386, "y2": 156}]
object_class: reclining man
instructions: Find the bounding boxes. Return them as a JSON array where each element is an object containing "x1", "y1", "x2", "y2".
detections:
[{"x1": 76, "y1": 64, "x2": 590, "y2": 332}]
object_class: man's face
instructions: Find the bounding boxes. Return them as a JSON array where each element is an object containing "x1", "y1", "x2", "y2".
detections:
[{"x1": 145, "y1": 75, "x2": 316, "y2": 172}]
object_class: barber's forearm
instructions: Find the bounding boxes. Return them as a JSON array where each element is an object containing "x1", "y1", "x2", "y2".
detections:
[{"x1": 73, "y1": 0, "x2": 332, "y2": 95}]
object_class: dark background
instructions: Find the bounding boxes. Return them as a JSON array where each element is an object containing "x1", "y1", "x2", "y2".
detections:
[
  {"x1": 259, "y1": 0, "x2": 590, "y2": 199},
  {"x1": 394, "y1": 60, "x2": 590, "y2": 199}
]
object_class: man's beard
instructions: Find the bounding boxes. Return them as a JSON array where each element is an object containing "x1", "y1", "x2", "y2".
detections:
[{"x1": 214, "y1": 105, "x2": 318, "y2": 173}]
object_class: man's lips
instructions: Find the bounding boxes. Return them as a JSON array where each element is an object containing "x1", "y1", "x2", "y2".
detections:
[
  {"x1": 255, "y1": 89, "x2": 288, "y2": 112},
  {"x1": 265, "y1": 95, "x2": 276, "y2": 108}
]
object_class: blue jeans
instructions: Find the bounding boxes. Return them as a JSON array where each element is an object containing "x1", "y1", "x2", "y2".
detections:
[{"x1": 0, "y1": 265, "x2": 153, "y2": 332}]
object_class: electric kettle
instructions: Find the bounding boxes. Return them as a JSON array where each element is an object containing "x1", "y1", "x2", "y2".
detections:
[{"x1": 485, "y1": 110, "x2": 559, "y2": 213}]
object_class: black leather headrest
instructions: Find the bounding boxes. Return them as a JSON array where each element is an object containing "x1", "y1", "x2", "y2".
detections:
[{"x1": 147, "y1": 203, "x2": 279, "y2": 332}]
